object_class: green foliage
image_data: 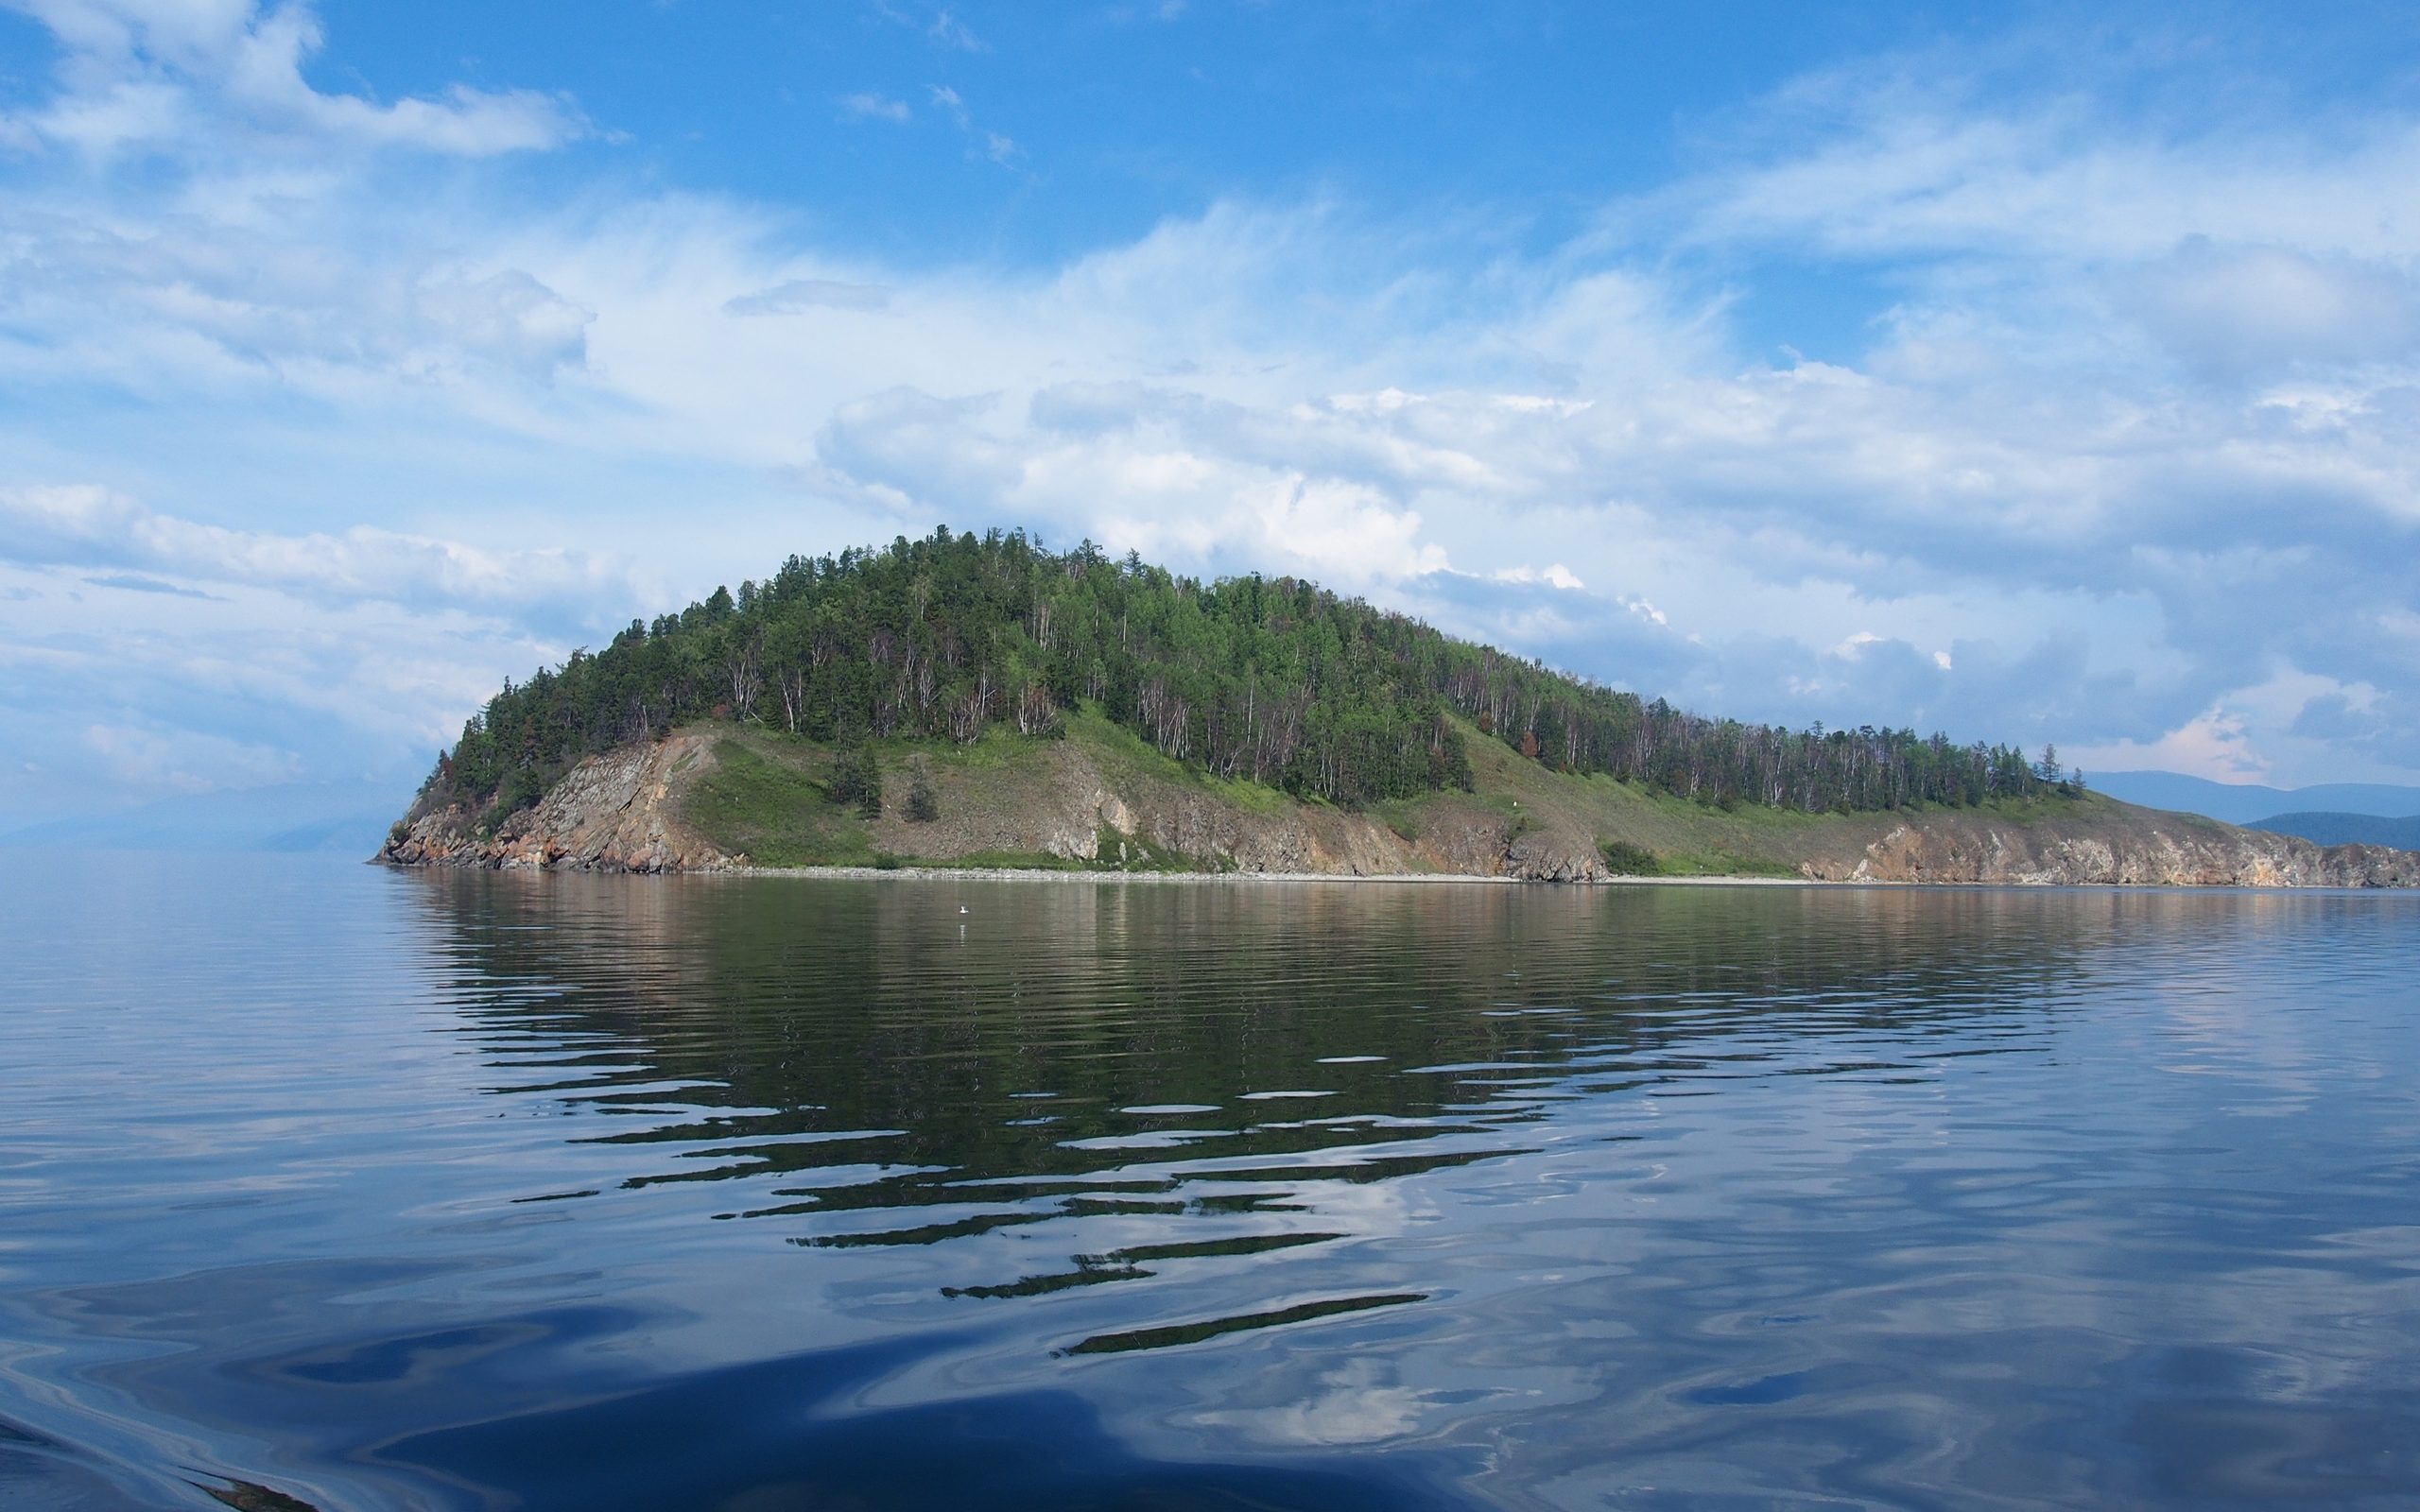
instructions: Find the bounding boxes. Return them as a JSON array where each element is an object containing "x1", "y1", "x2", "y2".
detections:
[
  {"x1": 1598, "y1": 839, "x2": 1658, "y2": 875},
  {"x1": 475, "y1": 765, "x2": 547, "y2": 834},
  {"x1": 423, "y1": 528, "x2": 2060, "y2": 826},
  {"x1": 1373, "y1": 799, "x2": 1422, "y2": 843},
  {"x1": 827, "y1": 745, "x2": 882, "y2": 817},
  {"x1": 905, "y1": 759, "x2": 940, "y2": 823},
  {"x1": 1651, "y1": 850, "x2": 1800, "y2": 879}
]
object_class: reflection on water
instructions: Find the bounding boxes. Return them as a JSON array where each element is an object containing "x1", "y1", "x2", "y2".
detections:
[{"x1": 3, "y1": 856, "x2": 2417, "y2": 1509}]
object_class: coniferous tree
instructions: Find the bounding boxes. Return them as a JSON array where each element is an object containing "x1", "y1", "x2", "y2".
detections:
[
  {"x1": 827, "y1": 746, "x2": 882, "y2": 817},
  {"x1": 906, "y1": 759, "x2": 939, "y2": 823},
  {"x1": 419, "y1": 528, "x2": 2062, "y2": 824}
]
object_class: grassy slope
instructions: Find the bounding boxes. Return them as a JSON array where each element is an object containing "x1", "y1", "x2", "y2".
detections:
[
  {"x1": 671, "y1": 710, "x2": 2109, "y2": 877},
  {"x1": 673, "y1": 737, "x2": 872, "y2": 867},
  {"x1": 675, "y1": 710, "x2": 1209, "y2": 871},
  {"x1": 1421, "y1": 719, "x2": 2126, "y2": 876}
]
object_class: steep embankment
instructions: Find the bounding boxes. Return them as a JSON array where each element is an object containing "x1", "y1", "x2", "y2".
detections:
[
  {"x1": 384, "y1": 733, "x2": 731, "y2": 873},
  {"x1": 380, "y1": 713, "x2": 2420, "y2": 887}
]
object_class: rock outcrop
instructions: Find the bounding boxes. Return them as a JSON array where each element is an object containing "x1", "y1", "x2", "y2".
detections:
[
  {"x1": 1801, "y1": 814, "x2": 2418, "y2": 888},
  {"x1": 379, "y1": 729, "x2": 2420, "y2": 888},
  {"x1": 382, "y1": 734, "x2": 737, "y2": 873}
]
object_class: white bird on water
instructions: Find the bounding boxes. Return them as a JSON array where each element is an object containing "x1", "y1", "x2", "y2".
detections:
[{"x1": 959, "y1": 904, "x2": 970, "y2": 915}]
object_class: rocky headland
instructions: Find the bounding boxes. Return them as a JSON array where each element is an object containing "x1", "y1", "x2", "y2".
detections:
[{"x1": 381, "y1": 721, "x2": 2419, "y2": 888}]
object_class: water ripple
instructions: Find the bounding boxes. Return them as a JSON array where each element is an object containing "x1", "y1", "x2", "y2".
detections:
[{"x1": 2, "y1": 857, "x2": 2416, "y2": 1508}]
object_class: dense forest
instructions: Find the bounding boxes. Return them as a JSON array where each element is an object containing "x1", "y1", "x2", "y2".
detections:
[{"x1": 426, "y1": 527, "x2": 2067, "y2": 824}]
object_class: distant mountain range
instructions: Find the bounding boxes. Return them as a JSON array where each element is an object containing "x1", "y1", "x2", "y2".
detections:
[
  {"x1": 0, "y1": 783, "x2": 407, "y2": 855},
  {"x1": 2085, "y1": 771, "x2": 2420, "y2": 825},
  {"x1": 2243, "y1": 812, "x2": 2420, "y2": 850}
]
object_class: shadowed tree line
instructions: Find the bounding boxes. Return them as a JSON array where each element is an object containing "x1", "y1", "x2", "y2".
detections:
[{"x1": 424, "y1": 527, "x2": 2066, "y2": 824}]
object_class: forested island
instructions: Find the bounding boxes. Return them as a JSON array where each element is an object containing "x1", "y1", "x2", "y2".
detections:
[{"x1": 385, "y1": 529, "x2": 2417, "y2": 887}]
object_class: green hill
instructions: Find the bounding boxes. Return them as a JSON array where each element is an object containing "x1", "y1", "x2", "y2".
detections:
[{"x1": 415, "y1": 526, "x2": 2073, "y2": 840}]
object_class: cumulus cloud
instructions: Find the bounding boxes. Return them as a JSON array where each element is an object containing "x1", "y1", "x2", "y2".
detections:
[
  {"x1": 548, "y1": 171, "x2": 2413, "y2": 774},
  {"x1": 2072, "y1": 708, "x2": 2270, "y2": 782}
]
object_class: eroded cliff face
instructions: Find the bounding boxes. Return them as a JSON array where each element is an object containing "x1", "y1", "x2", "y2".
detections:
[
  {"x1": 1801, "y1": 814, "x2": 2418, "y2": 888},
  {"x1": 379, "y1": 731, "x2": 2419, "y2": 887},
  {"x1": 381, "y1": 734, "x2": 737, "y2": 873}
]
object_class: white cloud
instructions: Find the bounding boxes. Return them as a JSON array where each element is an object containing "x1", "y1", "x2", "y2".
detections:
[
  {"x1": 722, "y1": 278, "x2": 894, "y2": 317},
  {"x1": 1495, "y1": 563, "x2": 1585, "y2": 591},
  {"x1": 6, "y1": 0, "x2": 581, "y2": 157},
  {"x1": 81, "y1": 720, "x2": 299, "y2": 797},
  {"x1": 0, "y1": 554, "x2": 574, "y2": 825},
  {"x1": 925, "y1": 8, "x2": 985, "y2": 51},
  {"x1": 1640, "y1": 60, "x2": 2420, "y2": 268},
  {"x1": 919, "y1": 82, "x2": 1022, "y2": 170},
  {"x1": 2121, "y1": 239, "x2": 2420, "y2": 377},
  {"x1": 2069, "y1": 707, "x2": 2269, "y2": 783},
  {"x1": 0, "y1": 485, "x2": 639, "y2": 618},
  {"x1": 836, "y1": 92, "x2": 911, "y2": 125}
]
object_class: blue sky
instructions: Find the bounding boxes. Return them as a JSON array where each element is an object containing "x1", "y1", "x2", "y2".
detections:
[{"x1": 4, "y1": 0, "x2": 2419, "y2": 830}]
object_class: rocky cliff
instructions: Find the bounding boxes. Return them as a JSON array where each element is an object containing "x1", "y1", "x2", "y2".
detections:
[
  {"x1": 383, "y1": 734, "x2": 735, "y2": 874},
  {"x1": 1790, "y1": 811, "x2": 2417, "y2": 887},
  {"x1": 380, "y1": 721, "x2": 2418, "y2": 888}
]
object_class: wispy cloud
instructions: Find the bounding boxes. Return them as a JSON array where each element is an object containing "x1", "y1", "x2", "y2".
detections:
[
  {"x1": 85, "y1": 572, "x2": 222, "y2": 599},
  {"x1": 81, "y1": 721, "x2": 301, "y2": 798},
  {"x1": 926, "y1": 9, "x2": 987, "y2": 52},
  {"x1": 0, "y1": 486, "x2": 639, "y2": 621},
  {"x1": 722, "y1": 278, "x2": 894, "y2": 317},
  {"x1": 837, "y1": 91, "x2": 912, "y2": 124},
  {"x1": 924, "y1": 83, "x2": 1020, "y2": 168},
  {"x1": 870, "y1": 1, "x2": 986, "y2": 53},
  {"x1": 3, "y1": 0, "x2": 582, "y2": 157}
]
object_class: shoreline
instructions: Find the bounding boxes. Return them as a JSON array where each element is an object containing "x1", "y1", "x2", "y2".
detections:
[
  {"x1": 374, "y1": 854, "x2": 1827, "y2": 885},
  {"x1": 373, "y1": 856, "x2": 2420, "y2": 890},
  {"x1": 733, "y1": 863, "x2": 1827, "y2": 886},
  {"x1": 376, "y1": 857, "x2": 2234, "y2": 889}
]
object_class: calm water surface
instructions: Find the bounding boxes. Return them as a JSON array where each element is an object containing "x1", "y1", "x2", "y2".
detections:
[{"x1": 2, "y1": 854, "x2": 2416, "y2": 1509}]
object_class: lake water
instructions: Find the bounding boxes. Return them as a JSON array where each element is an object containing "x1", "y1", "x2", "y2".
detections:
[{"x1": 3, "y1": 855, "x2": 2416, "y2": 1509}]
